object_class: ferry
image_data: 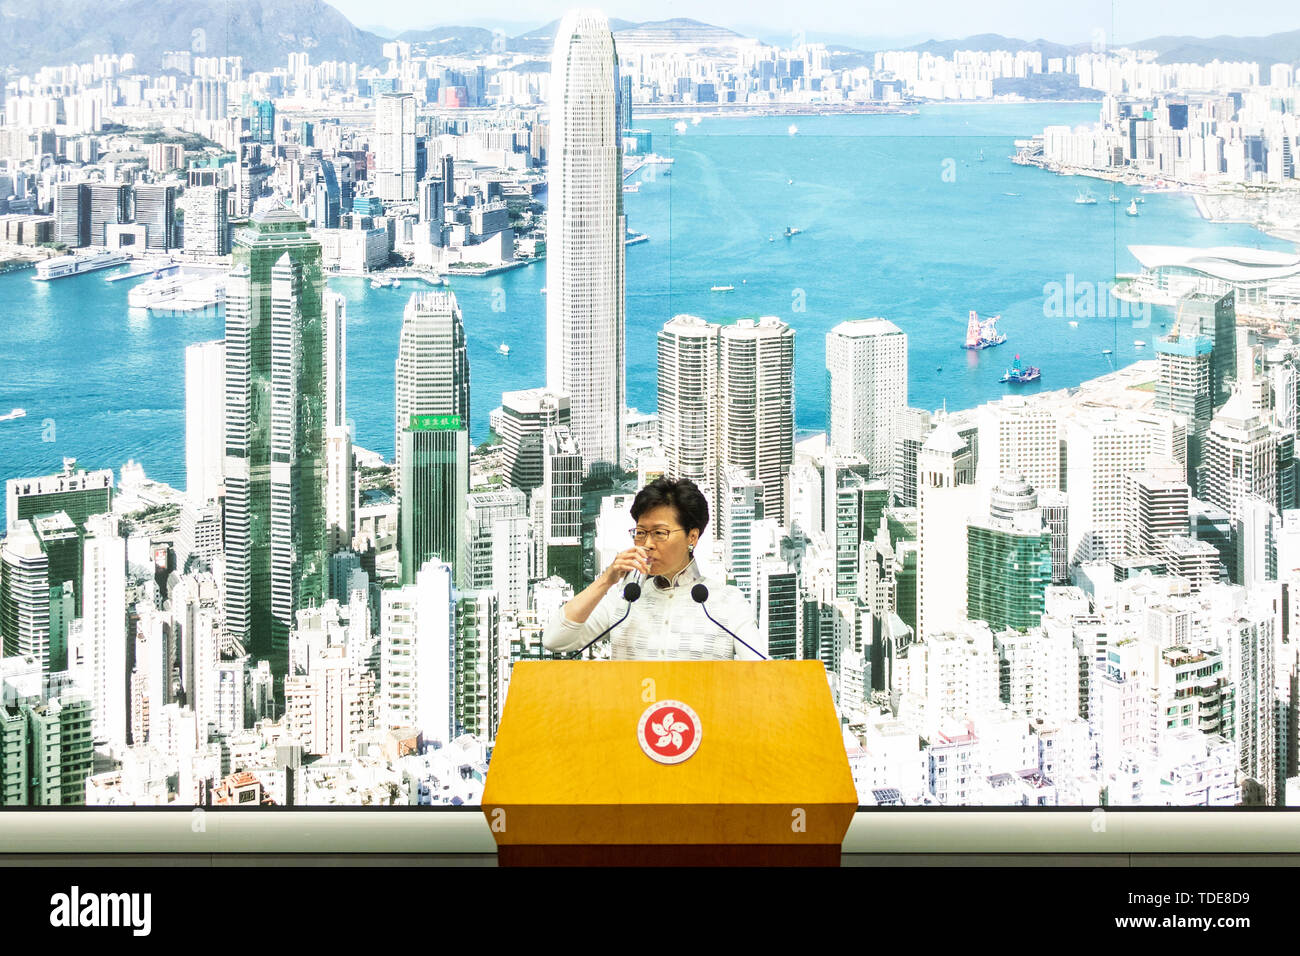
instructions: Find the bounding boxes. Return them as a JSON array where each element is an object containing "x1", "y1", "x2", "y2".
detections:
[
  {"x1": 1075, "y1": 189, "x2": 1098, "y2": 205},
  {"x1": 783, "y1": 226, "x2": 803, "y2": 238},
  {"x1": 0, "y1": 408, "x2": 26, "y2": 422},
  {"x1": 1134, "y1": 340, "x2": 1146, "y2": 347},
  {"x1": 1000, "y1": 355, "x2": 1041, "y2": 384},
  {"x1": 128, "y1": 274, "x2": 185, "y2": 308},
  {"x1": 498, "y1": 343, "x2": 510, "y2": 356},
  {"x1": 963, "y1": 310, "x2": 1008, "y2": 350},
  {"x1": 1126, "y1": 200, "x2": 1139, "y2": 217},
  {"x1": 34, "y1": 249, "x2": 130, "y2": 280},
  {"x1": 710, "y1": 284, "x2": 735, "y2": 292}
]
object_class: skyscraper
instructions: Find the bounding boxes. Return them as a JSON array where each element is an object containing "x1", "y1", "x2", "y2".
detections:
[
  {"x1": 323, "y1": 291, "x2": 353, "y2": 551},
  {"x1": 223, "y1": 207, "x2": 327, "y2": 699},
  {"x1": 1155, "y1": 313, "x2": 1214, "y2": 487},
  {"x1": 132, "y1": 183, "x2": 177, "y2": 251},
  {"x1": 826, "y1": 318, "x2": 907, "y2": 480},
  {"x1": 398, "y1": 415, "x2": 469, "y2": 587},
  {"x1": 720, "y1": 317, "x2": 795, "y2": 527},
  {"x1": 547, "y1": 9, "x2": 626, "y2": 474},
  {"x1": 77, "y1": 513, "x2": 126, "y2": 754},
  {"x1": 658, "y1": 314, "x2": 720, "y2": 511},
  {"x1": 966, "y1": 476, "x2": 1052, "y2": 633},
  {"x1": 185, "y1": 339, "x2": 224, "y2": 506},
  {"x1": 916, "y1": 419, "x2": 978, "y2": 640},
  {"x1": 1, "y1": 522, "x2": 50, "y2": 667},
  {"x1": 394, "y1": 291, "x2": 469, "y2": 497},
  {"x1": 1204, "y1": 391, "x2": 1283, "y2": 523},
  {"x1": 496, "y1": 388, "x2": 570, "y2": 495},
  {"x1": 1181, "y1": 290, "x2": 1237, "y2": 409},
  {"x1": 376, "y1": 92, "x2": 416, "y2": 203},
  {"x1": 540, "y1": 425, "x2": 584, "y2": 587}
]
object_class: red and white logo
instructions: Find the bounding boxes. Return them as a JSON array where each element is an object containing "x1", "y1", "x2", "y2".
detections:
[{"x1": 637, "y1": 700, "x2": 702, "y2": 765}]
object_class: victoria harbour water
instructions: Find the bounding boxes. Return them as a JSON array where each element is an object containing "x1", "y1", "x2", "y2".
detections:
[{"x1": 1, "y1": 102, "x2": 1296, "y2": 492}]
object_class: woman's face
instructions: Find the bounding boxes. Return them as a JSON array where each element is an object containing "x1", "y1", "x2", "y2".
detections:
[{"x1": 634, "y1": 504, "x2": 700, "y2": 577}]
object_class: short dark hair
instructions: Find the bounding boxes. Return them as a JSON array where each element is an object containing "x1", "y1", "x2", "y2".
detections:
[{"x1": 631, "y1": 476, "x2": 709, "y2": 534}]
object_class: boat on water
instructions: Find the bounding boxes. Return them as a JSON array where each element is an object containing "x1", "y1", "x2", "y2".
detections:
[
  {"x1": 1068, "y1": 321, "x2": 1079, "y2": 328},
  {"x1": 1101, "y1": 348, "x2": 1113, "y2": 354},
  {"x1": 783, "y1": 226, "x2": 802, "y2": 238},
  {"x1": 498, "y1": 343, "x2": 510, "y2": 356},
  {"x1": 963, "y1": 310, "x2": 1008, "y2": 351},
  {"x1": 787, "y1": 178, "x2": 794, "y2": 185},
  {"x1": 710, "y1": 285, "x2": 735, "y2": 292},
  {"x1": 1003, "y1": 192, "x2": 1021, "y2": 197},
  {"x1": 1108, "y1": 191, "x2": 1120, "y2": 203},
  {"x1": 1000, "y1": 354, "x2": 1041, "y2": 384},
  {"x1": 1134, "y1": 340, "x2": 1146, "y2": 347},
  {"x1": 0, "y1": 408, "x2": 26, "y2": 422},
  {"x1": 370, "y1": 276, "x2": 400, "y2": 289},
  {"x1": 1075, "y1": 189, "x2": 1098, "y2": 205},
  {"x1": 767, "y1": 235, "x2": 776, "y2": 242},
  {"x1": 1126, "y1": 199, "x2": 1139, "y2": 216},
  {"x1": 34, "y1": 249, "x2": 130, "y2": 280}
]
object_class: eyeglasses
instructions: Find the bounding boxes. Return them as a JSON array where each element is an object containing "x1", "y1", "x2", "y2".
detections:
[{"x1": 629, "y1": 527, "x2": 686, "y2": 544}]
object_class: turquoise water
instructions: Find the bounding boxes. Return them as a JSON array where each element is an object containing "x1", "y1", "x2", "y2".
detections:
[{"x1": 1, "y1": 103, "x2": 1295, "y2": 492}]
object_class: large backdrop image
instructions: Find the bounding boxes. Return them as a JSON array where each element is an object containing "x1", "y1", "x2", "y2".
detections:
[{"x1": 0, "y1": 0, "x2": 1297, "y2": 808}]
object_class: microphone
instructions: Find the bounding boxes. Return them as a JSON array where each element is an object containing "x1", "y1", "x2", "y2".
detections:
[
  {"x1": 691, "y1": 584, "x2": 768, "y2": 660},
  {"x1": 572, "y1": 569, "x2": 647, "y2": 657}
]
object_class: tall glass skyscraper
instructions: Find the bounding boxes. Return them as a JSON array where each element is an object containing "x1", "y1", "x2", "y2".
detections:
[
  {"x1": 399, "y1": 416, "x2": 469, "y2": 587},
  {"x1": 394, "y1": 291, "x2": 470, "y2": 499},
  {"x1": 223, "y1": 207, "x2": 327, "y2": 702},
  {"x1": 547, "y1": 9, "x2": 626, "y2": 475}
]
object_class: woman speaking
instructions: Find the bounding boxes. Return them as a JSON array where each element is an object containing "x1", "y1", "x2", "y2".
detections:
[{"x1": 543, "y1": 476, "x2": 766, "y2": 660}]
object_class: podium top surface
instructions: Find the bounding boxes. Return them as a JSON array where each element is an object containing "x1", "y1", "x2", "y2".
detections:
[{"x1": 484, "y1": 660, "x2": 857, "y2": 811}]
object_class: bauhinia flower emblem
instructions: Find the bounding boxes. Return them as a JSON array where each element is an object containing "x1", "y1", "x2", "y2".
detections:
[
  {"x1": 638, "y1": 700, "x2": 703, "y2": 765},
  {"x1": 651, "y1": 712, "x2": 689, "y2": 751}
]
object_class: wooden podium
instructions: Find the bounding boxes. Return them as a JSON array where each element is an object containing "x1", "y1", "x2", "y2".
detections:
[{"x1": 482, "y1": 660, "x2": 858, "y2": 866}]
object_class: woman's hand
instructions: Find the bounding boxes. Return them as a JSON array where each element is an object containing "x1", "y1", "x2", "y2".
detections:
[{"x1": 600, "y1": 546, "x2": 651, "y2": 589}]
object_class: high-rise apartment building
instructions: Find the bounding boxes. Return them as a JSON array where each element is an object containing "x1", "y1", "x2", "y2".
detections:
[
  {"x1": 132, "y1": 183, "x2": 176, "y2": 251},
  {"x1": 658, "y1": 314, "x2": 720, "y2": 510},
  {"x1": 375, "y1": 92, "x2": 416, "y2": 203},
  {"x1": 181, "y1": 185, "x2": 230, "y2": 257},
  {"x1": 185, "y1": 340, "x2": 225, "y2": 506},
  {"x1": 547, "y1": 10, "x2": 625, "y2": 474},
  {"x1": 323, "y1": 291, "x2": 352, "y2": 551},
  {"x1": 720, "y1": 317, "x2": 795, "y2": 527},
  {"x1": 826, "y1": 318, "x2": 907, "y2": 480}
]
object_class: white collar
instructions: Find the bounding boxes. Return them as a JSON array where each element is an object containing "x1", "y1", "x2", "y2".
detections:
[{"x1": 651, "y1": 558, "x2": 703, "y2": 591}]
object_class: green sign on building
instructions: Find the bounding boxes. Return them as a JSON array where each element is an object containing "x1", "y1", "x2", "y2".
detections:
[{"x1": 410, "y1": 414, "x2": 464, "y2": 431}]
